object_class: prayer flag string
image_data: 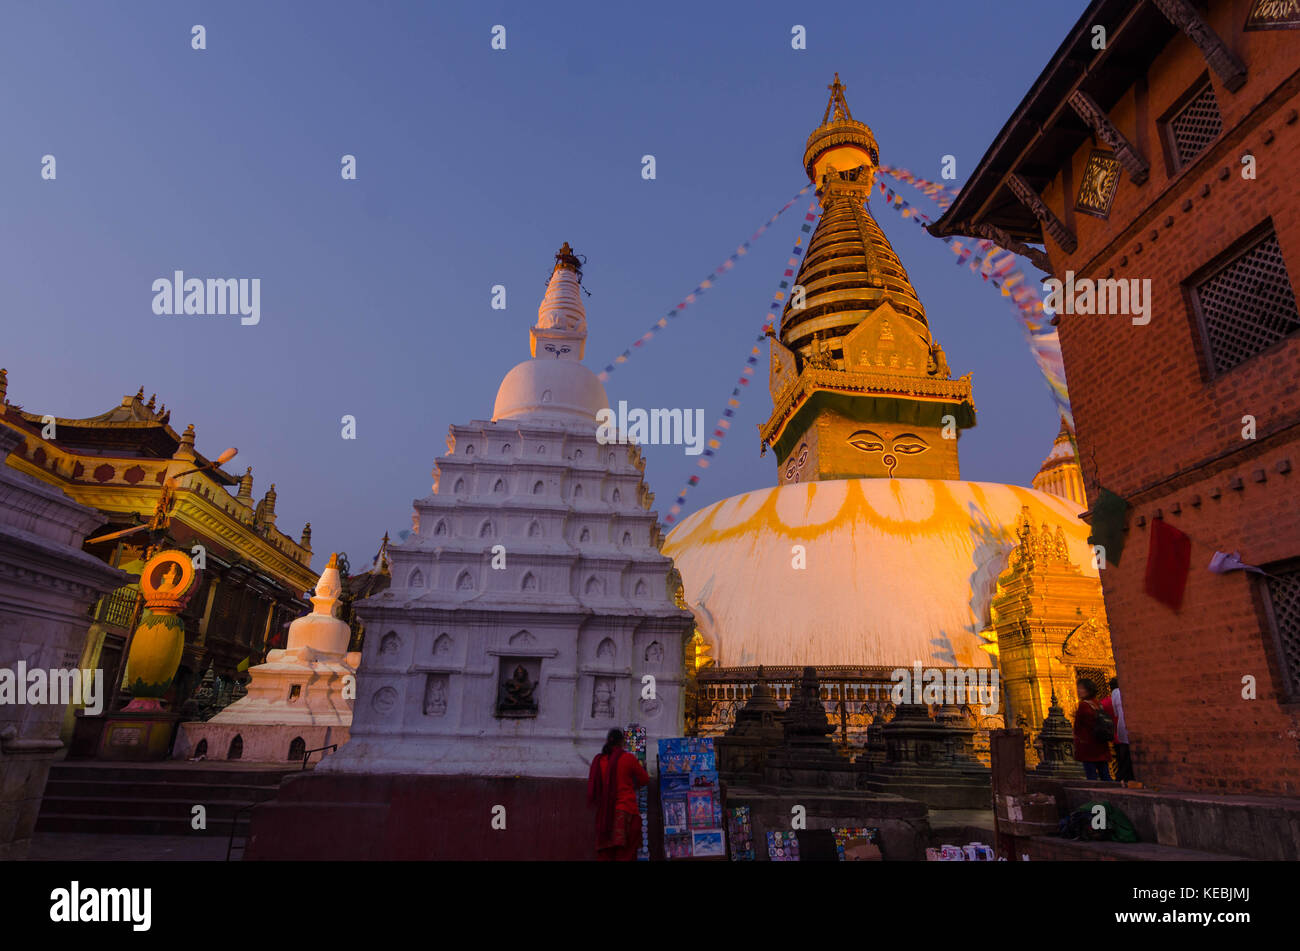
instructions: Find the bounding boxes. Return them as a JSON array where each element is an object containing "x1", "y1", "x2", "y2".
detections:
[
  {"x1": 873, "y1": 168, "x2": 1073, "y2": 429},
  {"x1": 663, "y1": 198, "x2": 822, "y2": 525},
  {"x1": 875, "y1": 165, "x2": 960, "y2": 211},
  {"x1": 597, "y1": 183, "x2": 814, "y2": 383}
]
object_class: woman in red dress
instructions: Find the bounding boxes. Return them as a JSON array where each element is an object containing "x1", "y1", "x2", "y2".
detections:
[
  {"x1": 587, "y1": 728, "x2": 650, "y2": 861},
  {"x1": 1072, "y1": 679, "x2": 1113, "y2": 781}
]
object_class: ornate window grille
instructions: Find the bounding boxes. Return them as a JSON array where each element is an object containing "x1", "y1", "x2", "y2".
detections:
[
  {"x1": 1263, "y1": 563, "x2": 1300, "y2": 703},
  {"x1": 1167, "y1": 81, "x2": 1222, "y2": 168},
  {"x1": 1192, "y1": 230, "x2": 1300, "y2": 376},
  {"x1": 97, "y1": 585, "x2": 139, "y2": 629}
]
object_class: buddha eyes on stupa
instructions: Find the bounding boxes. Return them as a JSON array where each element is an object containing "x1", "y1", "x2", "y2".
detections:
[
  {"x1": 848, "y1": 430, "x2": 885, "y2": 453},
  {"x1": 783, "y1": 442, "x2": 811, "y2": 482},
  {"x1": 847, "y1": 431, "x2": 930, "y2": 456},
  {"x1": 891, "y1": 434, "x2": 930, "y2": 455}
]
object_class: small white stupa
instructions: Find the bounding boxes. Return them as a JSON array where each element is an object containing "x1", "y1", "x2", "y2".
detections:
[
  {"x1": 173, "y1": 554, "x2": 361, "y2": 763},
  {"x1": 317, "y1": 243, "x2": 695, "y2": 779}
]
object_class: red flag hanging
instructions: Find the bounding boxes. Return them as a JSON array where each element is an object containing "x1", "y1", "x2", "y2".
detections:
[{"x1": 1144, "y1": 518, "x2": 1192, "y2": 611}]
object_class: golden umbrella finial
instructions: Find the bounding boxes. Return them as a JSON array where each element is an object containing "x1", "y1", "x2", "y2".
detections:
[{"x1": 823, "y1": 72, "x2": 852, "y2": 124}]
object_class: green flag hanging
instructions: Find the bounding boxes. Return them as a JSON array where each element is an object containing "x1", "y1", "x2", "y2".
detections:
[
  {"x1": 236, "y1": 656, "x2": 251, "y2": 672},
  {"x1": 1088, "y1": 488, "x2": 1128, "y2": 568}
]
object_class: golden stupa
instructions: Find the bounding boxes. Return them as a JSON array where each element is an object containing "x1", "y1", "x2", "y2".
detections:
[{"x1": 664, "y1": 76, "x2": 1103, "y2": 671}]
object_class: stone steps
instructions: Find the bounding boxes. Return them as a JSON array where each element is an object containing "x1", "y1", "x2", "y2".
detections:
[
  {"x1": 41, "y1": 795, "x2": 272, "y2": 820},
  {"x1": 44, "y1": 779, "x2": 287, "y2": 802},
  {"x1": 37, "y1": 812, "x2": 253, "y2": 837},
  {"x1": 35, "y1": 762, "x2": 297, "y2": 840},
  {"x1": 47, "y1": 763, "x2": 293, "y2": 785}
]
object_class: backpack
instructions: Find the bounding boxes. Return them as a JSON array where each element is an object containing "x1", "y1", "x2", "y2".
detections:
[
  {"x1": 1090, "y1": 701, "x2": 1115, "y2": 742},
  {"x1": 1058, "y1": 801, "x2": 1139, "y2": 843}
]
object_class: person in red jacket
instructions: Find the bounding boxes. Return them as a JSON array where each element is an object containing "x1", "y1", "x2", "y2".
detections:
[
  {"x1": 1072, "y1": 678, "x2": 1113, "y2": 781},
  {"x1": 587, "y1": 728, "x2": 650, "y2": 861}
]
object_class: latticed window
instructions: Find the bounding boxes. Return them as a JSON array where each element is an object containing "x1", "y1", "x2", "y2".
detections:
[
  {"x1": 1167, "y1": 81, "x2": 1222, "y2": 167},
  {"x1": 1192, "y1": 230, "x2": 1300, "y2": 375},
  {"x1": 1263, "y1": 564, "x2": 1300, "y2": 703},
  {"x1": 97, "y1": 585, "x2": 139, "y2": 628}
]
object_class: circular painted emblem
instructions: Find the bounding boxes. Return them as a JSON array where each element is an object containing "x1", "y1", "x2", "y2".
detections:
[
  {"x1": 139, "y1": 550, "x2": 198, "y2": 613},
  {"x1": 371, "y1": 686, "x2": 398, "y2": 715},
  {"x1": 640, "y1": 697, "x2": 663, "y2": 719}
]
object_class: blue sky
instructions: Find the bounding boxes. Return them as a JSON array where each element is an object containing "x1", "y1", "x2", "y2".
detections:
[{"x1": 0, "y1": 1, "x2": 1084, "y2": 569}]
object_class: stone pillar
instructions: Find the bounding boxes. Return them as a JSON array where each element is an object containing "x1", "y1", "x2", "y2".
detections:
[
  {"x1": 864, "y1": 709, "x2": 888, "y2": 765},
  {"x1": 0, "y1": 428, "x2": 126, "y2": 858}
]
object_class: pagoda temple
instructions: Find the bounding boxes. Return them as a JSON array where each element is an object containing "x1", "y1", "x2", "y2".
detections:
[{"x1": 0, "y1": 371, "x2": 317, "y2": 743}]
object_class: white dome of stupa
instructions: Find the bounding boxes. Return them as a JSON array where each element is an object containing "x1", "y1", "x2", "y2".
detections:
[
  {"x1": 492, "y1": 358, "x2": 609, "y2": 424},
  {"x1": 663, "y1": 478, "x2": 1098, "y2": 669},
  {"x1": 491, "y1": 241, "x2": 609, "y2": 426}
]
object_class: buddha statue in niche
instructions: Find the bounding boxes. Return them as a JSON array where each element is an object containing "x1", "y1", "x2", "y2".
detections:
[{"x1": 500, "y1": 664, "x2": 539, "y2": 714}]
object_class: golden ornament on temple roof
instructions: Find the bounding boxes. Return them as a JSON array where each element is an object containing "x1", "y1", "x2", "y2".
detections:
[{"x1": 802, "y1": 72, "x2": 880, "y2": 183}]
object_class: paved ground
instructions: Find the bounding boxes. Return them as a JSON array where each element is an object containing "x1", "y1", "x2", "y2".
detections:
[
  {"x1": 27, "y1": 832, "x2": 235, "y2": 861},
  {"x1": 23, "y1": 806, "x2": 997, "y2": 861}
]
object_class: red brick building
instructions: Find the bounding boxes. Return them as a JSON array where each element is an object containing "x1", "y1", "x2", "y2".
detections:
[{"x1": 935, "y1": 0, "x2": 1300, "y2": 795}]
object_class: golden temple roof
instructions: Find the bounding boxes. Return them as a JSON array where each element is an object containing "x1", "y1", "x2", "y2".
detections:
[
  {"x1": 782, "y1": 75, "x2": 929, "y2": 359},
  {"x1": 5, "y1": 378, "x2": 238, "y2": 483}
]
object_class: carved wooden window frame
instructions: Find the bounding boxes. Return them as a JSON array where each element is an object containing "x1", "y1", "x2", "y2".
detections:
[
  {"x1": 1257, "y1": 557, "x2": 1300, "y2": 705},
  {"x1": 1181, "y1": 218, "x2": 1300, "y2": 381}
]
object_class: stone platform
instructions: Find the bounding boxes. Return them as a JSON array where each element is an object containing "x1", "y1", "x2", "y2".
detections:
[
  {"x1": 865, "y1": 765, "x2": 992, "y2": 810},
  {"x1": 1015, "y1": 835, "x2": 1250, "y2": 861},
  {"x1": 1055, "y1": 784, "x2": 1300, "y2": 861},
  {"x1": 172, "y1": 722, "x2": 348, "y2": 764}
]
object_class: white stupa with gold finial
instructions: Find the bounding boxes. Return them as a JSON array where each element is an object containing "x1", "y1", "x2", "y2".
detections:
[
  {"x1": 172, "y1": 554, "x2": 362, "y2": 763},
  {"x1": 317, "y1": 244, "x2": 694, "y2": 779}
]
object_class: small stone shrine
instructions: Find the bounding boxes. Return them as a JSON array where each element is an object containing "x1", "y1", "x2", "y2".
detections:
[
  {"x1": 714, "y1": 666, "x2": 785, "y2": 780},
  {"x1": 764, "y1": 666, "x2": 868, "y2": 789},
  {"x1": 865, "y1": 702, "x2": 992, "y2": 808}
]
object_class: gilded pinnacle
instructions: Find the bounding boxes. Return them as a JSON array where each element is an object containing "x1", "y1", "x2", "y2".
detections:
[{"x1": 554, "y1": 242, "x2": 582, "y2": 277}]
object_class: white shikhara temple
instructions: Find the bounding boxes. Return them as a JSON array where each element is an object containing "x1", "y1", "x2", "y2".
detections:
[{"x1": 321, "y1": 244, "x2": 694, "y2": 778}]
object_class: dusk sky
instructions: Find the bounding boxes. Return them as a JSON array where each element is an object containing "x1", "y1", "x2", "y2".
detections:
[{"x1": 1, "y1": 1, "x2": 1084, "y2": 571}]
